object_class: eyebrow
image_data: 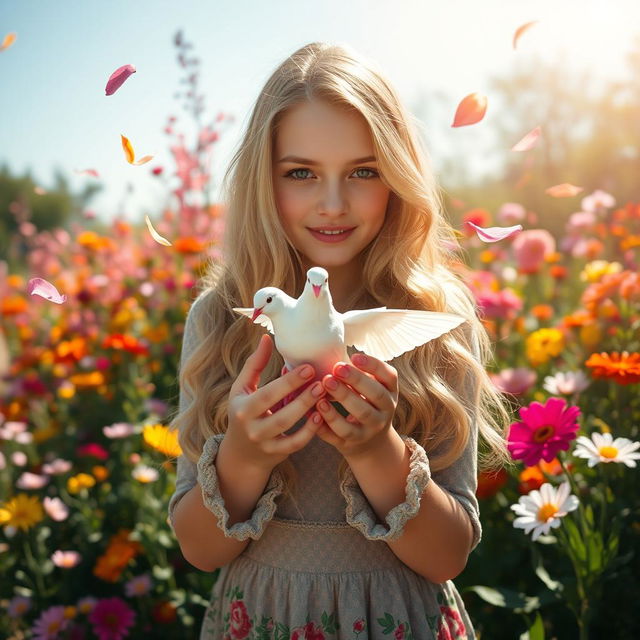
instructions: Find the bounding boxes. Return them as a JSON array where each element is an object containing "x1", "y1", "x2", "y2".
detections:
[{"x1": 276, "y1": 155, "x2": 377, "y2": 165}]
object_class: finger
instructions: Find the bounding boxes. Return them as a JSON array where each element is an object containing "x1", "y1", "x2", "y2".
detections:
[
  {"x1": 320, "y1": 376, "x2": 380, "y2": 429},
  {"x1": 332, "y1": 363, "x2": 392, "y2": 412},
  {"x1": 350, "y1": 353, "x2": 399, "y2": 397},
  {"x1": 264, "y1": 411, "x2": 324, "y2": 455},
  {"x1": 229, "y1": 334, "x2": 272, "y2": 398},
  {"x1": 316, "y1": 396, "x2": 362, "y2": 440},
  {"x1": 261, "y1": 380, "x2": 326, "y2": 439},
  {"x1": 250, "y1": 363, "x2": 316, "y2": 416}
]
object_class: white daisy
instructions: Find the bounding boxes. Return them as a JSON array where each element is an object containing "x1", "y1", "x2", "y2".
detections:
[
  {"x1": 132, "y1": 464, "x2": 159, "y2": 483},
  {"x1": 510, "y1": 481, "x2": 579, "y2": 541},
  {"x1": 573, "y1": 432, "x2": 640, "y2": 468},
  {"x1": 543, "y1": 371, "x2": 590, "y2": 395}
]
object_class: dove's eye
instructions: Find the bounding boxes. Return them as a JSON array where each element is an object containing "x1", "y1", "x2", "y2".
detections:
[{"x1": 266, "y1": 296, "x2": 273, "y2": 304}]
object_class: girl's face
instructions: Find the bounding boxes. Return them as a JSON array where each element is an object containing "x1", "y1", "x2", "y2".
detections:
[{"x1": 272, "y1": 99, "x2": 391, "y2": 284}]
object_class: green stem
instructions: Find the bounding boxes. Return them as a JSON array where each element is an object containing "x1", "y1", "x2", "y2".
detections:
[{"x1": 22, "y1": 534, "x2": 47, "y2": 598}]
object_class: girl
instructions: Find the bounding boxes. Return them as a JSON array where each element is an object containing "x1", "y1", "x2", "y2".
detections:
[{"x1": 168, "y1": 41, "x2": 512, "y2": 639}]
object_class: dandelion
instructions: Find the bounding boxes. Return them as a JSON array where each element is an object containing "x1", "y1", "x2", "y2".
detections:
[
  {"x1": 132, "y1": 464, "x2": 159, "y2": 483},
  {"x1": 507, "y1": 397, "x2": 581, "y2": 466},
  {"x1": 0, "y1": 494, "x2": 45, "y2": 532},
  {"x1": 511, "y1": 481, "x2": 579, "y2": 541},
  {"x1": 89, "y1": 597, "x2": 136, "y2": 640},
  {"x1": 543, "y1": 371, "x2": 590, "y2": 395},
  {"x1": 573, "y1": 432, "x2": 640, "y2": 468},
  {"x1": 52, "y1": 550, "x2": 82, "y2": 568},
  {"x1": 125, "y1": 573, "x2": 153, "y2": 597},
  {"x1": 31, "y1": 605, "x2": 69, "y2": 640}
]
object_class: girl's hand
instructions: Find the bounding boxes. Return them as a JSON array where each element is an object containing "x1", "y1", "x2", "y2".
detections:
[
  {"x1": 315, "y1": 353, "x2": 399, "y2": 460},
  {"x1": 224, "y1": 334, "x2": 327, "y2": 472}
]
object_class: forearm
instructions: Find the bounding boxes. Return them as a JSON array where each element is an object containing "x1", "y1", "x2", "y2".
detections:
[
  {"x1": 173, "y1": 441, "x2": 272, "y2": 572},
  {"x1": 345, "y1": 429, "x2": 474, "y2": 583}
]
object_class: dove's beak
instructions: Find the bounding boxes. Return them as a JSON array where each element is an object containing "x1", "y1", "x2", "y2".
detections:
[
  {"x1": 251, "y1": 307, "x2": 264, "y2": 322},
  {"x1": 312, "y1": 284, "x2": 321, "y2": 298}
]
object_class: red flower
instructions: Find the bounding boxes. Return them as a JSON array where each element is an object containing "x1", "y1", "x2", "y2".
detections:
[
  {"x1": 291, "y1": 621, "x2": 325, "y2": 640},
  {"x1": 77, "y1": 443, "x2": 109, "y2": 460},
  {"x1": 394, "y1": 622, "x2": 407, "y2": 640},
  {"x1": 440, "y1": 605, "x2": 466, "y2": 638},
  {"x1": 353, "y1": 618, "x2": 366, "y2": 633},
  {"x1": 228, "y1": 600, "x2": 252, "y2": 639}
]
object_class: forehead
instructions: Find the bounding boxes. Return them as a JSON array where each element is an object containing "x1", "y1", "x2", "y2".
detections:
[{"x1": 273, "y1": 100, "x2": 374, "y2": 160}]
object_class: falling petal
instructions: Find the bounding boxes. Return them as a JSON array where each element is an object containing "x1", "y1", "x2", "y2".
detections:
[
  {"x1": 34, "y1": 187, "x2": 47, "y2": 195},
  {"x1": 0, "y1": 33, "x2": 16, "y2": 51},
  {"x1": 512, "y1": 126, "x2": 541, "y2": 151},
  {"x1": 515, "y1": 172, "x2": 533, "y2": 189},
  {"x1": 74, "y1": 168, "x2": 100, "y2": 178},
  {"x1": 545, "y1": 183, "x2": 584, "y2": 198},
  {"x1": 121, "y1": 135, "x2": 136, "y2": 164},
  {"x1": 452, "y1": 93, "x2": 487, "y2": 127},
  {"x1": 105, "y1": 64, "x2": 136, "y2": 96},
  {"x1": 133, "y1": 154, "x2": 154, "y2": 166},
  {"x1": 27, "y1": 278, "x2": 67, "y2": 304},
  {"x1": 466, "y1": 221, "x2": 523, "y2": 242},
  {"x1": 145, "y1": 215, "x2": 172, "y2": 246},
  {"x1": 513, "y1": 21, "x2": 539, "y2": 50}
]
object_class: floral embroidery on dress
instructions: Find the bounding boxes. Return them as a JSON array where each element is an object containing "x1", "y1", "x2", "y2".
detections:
[
  {"x1": 376, "y1": 613, "x2": 414, "y2": 639},
  {"x1": 426, "y1": 590, "x2": 468, "y2": 640}
]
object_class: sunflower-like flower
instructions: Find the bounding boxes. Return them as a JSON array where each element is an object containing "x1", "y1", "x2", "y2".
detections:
[
  {"x1": 0, "y1": 494, "x2": 45, "y2": 532},
  {"x1": 142, "y1": 424, "x2": 182, "y2": 457},
  {"x1": 585, "y1": 351, "x2": 640, "y2": 385}
]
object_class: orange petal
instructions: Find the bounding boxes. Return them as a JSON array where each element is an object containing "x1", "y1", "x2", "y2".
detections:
[
  {"x1": 145, "y1": 215, "x2": 172, "y2": 246},
  {"x1": 121, "y1": 135, "x2": 135, "y2": 164},
  {"x1": 513, "y1": 21, "x2": 539, "y2": 50},
  {"x1": 452, "y1": 93, "x2": 487, "y2": 127},
  {"x1": 512, "y1": 126, "x2": 541, "y2": 151},
  {"x1": 133, "y1": 155, "x2": 154, "y2": 166},
  {"x1": 515, "y1": 172, "x2": 532, "y2": 189},
  {"x1": 545, "y1": 183, "x2": 584, "y2": 197},
  {"x1": 0, "y1": 33, "x2": 16, "y2": 51}
]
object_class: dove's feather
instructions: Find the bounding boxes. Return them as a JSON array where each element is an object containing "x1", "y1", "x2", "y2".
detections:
[
  {"x1": 342, "y1": 308, "x2": 465, "y2": 361},
  {"x1": 231, "y1": 307, "x2": 275, "y2": 334}
]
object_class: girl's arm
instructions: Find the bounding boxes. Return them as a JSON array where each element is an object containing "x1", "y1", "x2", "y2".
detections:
[
  {"x1": 172, "y1": 441, "x2": 272, "y2": 572},
  {"x1": 345, "y1": 430, "x2": 474, "y2": 583}
]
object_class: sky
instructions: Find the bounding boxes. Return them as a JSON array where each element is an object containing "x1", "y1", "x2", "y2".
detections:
[{"x1": 1, "y1": 0, "x2": 639, "y2": 223}]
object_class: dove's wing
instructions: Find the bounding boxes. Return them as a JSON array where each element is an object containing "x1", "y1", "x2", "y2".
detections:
[
  {"x1": 342, "y1": 308, "x2": 465, "y2": 361},
  {"x1": 231, "y1": 307, "x2": 274, "y2": 334}
]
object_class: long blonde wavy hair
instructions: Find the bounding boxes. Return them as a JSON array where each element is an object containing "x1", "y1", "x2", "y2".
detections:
[{"x1": 168, "y1": 41, "x2": 514, "y2": 502}]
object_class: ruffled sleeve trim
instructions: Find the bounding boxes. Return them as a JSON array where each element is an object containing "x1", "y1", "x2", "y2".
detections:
[
  {"x1": 196, "y1": 433, "x2": 285, "y2": 541},
  {"x1": 340, "y1": 436, "x2": 431, "y2": 542}
]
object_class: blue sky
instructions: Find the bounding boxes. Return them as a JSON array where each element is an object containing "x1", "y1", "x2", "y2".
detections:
[{"x1": 1, "y1": 0, "x2": 638, "y2": 223}]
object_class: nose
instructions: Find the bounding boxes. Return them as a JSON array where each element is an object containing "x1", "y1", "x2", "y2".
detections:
[{"x1": 319, "y1": 178, "x2": 347, "y2": 215}]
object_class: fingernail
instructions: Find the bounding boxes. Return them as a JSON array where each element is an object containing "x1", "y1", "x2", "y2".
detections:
[
  {"x1": 335, "y1": 365, "x2": 349, "y2": 378},
  {"x1": 352, "y1": 354, "x2": 367, "y2": 366},
  {"x1": 319, "y1": 400, "x2": 330, "y2": 412},
  {"x1": 311, "y1": 382, "x2": 324, "y2": 397},
  {"x1": 325, "y1": 377, "x2": 338, "y2": 390},
  {"x1": 312, "y1": 413, "x2": 322, "y2": 424},
  {"x1": 300, "y1": 366, "x2": 313, "y2": 379}
]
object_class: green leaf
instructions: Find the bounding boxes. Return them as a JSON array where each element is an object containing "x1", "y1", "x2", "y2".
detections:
[
  {"x1": 519, "y1": 613, "x2": 545, "y2": 640},
  {"x1": 464, "y1": 585, "x2": 541, "y2": 613},
  {"x1": 532, "y1": 549, "x2": 563, "y2": 593},
  {"x1": 561, "y1": 515, "x2": 586, "y2": 563}
]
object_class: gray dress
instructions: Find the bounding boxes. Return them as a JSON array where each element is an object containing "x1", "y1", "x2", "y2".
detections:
[{"x1": 168, "y1": 294, "x2": 482, "y2": 640}]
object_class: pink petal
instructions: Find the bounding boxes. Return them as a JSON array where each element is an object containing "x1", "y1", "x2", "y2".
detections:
[
  {"x1": 466, "y1": 221, "x2": 522, "y2": 243},
  {"x1": 512, "y1": 126, "x2": 541, "y2": 151},
  {"x1": 27, "y1": 278, "x2": 67, "y2": 304},
  {"x1": 105, "y1": 64, "x2": 136, "y2": 96},
  {"x1": 74, "y1": 168, "x2": 100, "y2": 178}
]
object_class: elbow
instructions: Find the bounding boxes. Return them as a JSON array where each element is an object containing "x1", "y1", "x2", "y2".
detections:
[
  {"x1": 180, "y1": 543, "x2": 222, "y2": 573},
  {"x1": 417, "y1": 552, "x2": 470, "y2": 584}
]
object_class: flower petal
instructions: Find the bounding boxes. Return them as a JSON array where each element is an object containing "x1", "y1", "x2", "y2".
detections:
[
  {"x1": 121, "y1": 135, "x2": 135, "y2": 164},
  {"x1": 512, "y1": 126, "x2": 541, "y2": 151},
  {"x1": 105, "y1": 64, "x2": 136, "y2": 96},
  {"x1": 465, "y1": 221, "x2": 523, "y2": 243},
  {"x1": 27, "y1": 278, "x2": 67, "y2": 304},
  {"x1": 513, "y1": 21, "x2": 539, "y2": 50},
  {"x1": 452, "y1": 92, "x2": 487, "y2": 127},
  {"x1": 144, "y1": 215, "x2": 172, "y2": 247},
  {"x1": 545, "y1": 183, "x2": 584, "y2": 198},
  {"x1": 0, "y1": 32, "x2": 17, "y2": 52}
]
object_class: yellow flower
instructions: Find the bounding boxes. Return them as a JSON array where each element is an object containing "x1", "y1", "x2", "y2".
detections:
[
  {"x1": 0, "y1": 494, "x2": 45, "y2": 532},
  {"x1": 67, "y1": 473, "x2": 96, "y2": 494},
  {"x1": 525, "y1": 328, "x2": 565, "y2": 366},
  {"x1": 580, "y1": 323, "x2": 603, "y2": 349},
  {"x1": 143, "y1": 424, "x2": 182, "y2": 457},
  {"x1": 580, "y1": 260, "x2": 622, "y2": 283}
]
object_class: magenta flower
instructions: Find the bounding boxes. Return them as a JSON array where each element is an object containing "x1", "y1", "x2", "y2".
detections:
[
  {"x1": 76, "y1": 443, "x2": 109, "y2": 460},
  {"x1": 89, "y1": 598, "x2": 136, "y2": 640},
  {"x1": 507, "y1": 397, "x2": 580, "y2": 466},
  {"x1": 31, "y1": 605, "x2": 68, "y2": 640}
]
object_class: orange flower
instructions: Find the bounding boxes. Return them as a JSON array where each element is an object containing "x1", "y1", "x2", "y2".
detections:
[
  {"x1": 54, "y1": 338, "x2": 88, "y2": 364},
  {"x1": 585, "y1": 351, "x2": 640, "y2": 385},
  {"x1": 462, "y1": 208, "x2": 492, "y2": 236},
  {"x1": 518, "y1": 465, "x2": 544, "y2": 494},
  {"x1": 620, "y1": 235, "x2": 640, "y2": 251},
  {"x1": 93, "y1": 530, "x2": 142, "y2": 582},
  {"x1": 69, "y1": 371, "x2": 105, "y2": 389},
  {"x1": 102, "y1": 334, "x2": 149, "y2": 356},
  {"x1": 173, "y1": 237, "x2": 207, "y2": 254},
  {"x1": 531, "y1": 304, "x2": 554, "y2": 322},
  {"x1": 76, "y1": 231, "x2": 114, "y2": 251},
  {"x1": 476, "y1": 468, "x2": 508, "y2": 499},
  {"x1": 550, "y1": 265, "x2": 568, "y2": 280},
  {"x1": 620, "y1": 272, "x2": 640, "y2": 301},
  {"x1": 561, "y1": 310, "x2": 592, "y2": 328},
  {"x1": 1, "y1": 295, "x2": 28, "y2": 316}
]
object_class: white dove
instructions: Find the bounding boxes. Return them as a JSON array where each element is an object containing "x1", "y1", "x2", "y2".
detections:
[{"x1": 232, "y1": 266, "x2": 466, "y2": 385}]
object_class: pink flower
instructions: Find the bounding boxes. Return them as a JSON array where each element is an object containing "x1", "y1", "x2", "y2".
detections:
[
  {"x1": 124, "y1": 573, "x2": 153, "y2": 597},
  {"x1": 16, "y1": 472, "x2": 50, "y2": 489},
  {"x1": 76, "y1": 443, "x2": 109, "y2": 460},
  {"x1": 89, "y1": 598, "x2": 136, "y2": 640},
  {"x1": 291, "y1": 621, "x2": 326, "y2": 640},
  {"x1": 31, "y1": 605, "x2": 69, "y2": 640},
  {"x1": 103, "y1": 423, "x2": 136, "y2": 439},
  {"x1": 490, "y1": 368, "x2": 537, "y2": 395},
  {"x1": 512, "y1": 229, "x2": 556, "y2": 273},
  {"x1": 440, "y1": 605, "x2": 466, "y2": 638},
  {"x1": 8, "y1": 595, "x2": 31, "y2": 618},
  {"x1": 507, "y1": 397, "x2": 581, "y2": 466},
  {"x1": 476, "y1": 288, "x2": 523, "y2": 320},
  {"x1": 51, "y1": 550, "x2": 82, "y2": 568},
  {"x1": 497, "y1": 202, "x2": 526, "y2": 224},
  {"x1": 42, "y1": 459, "x2": 72, "y2": 475},
  {"x1": 581, "y1": 189, "x2": 615, "y2": 214},
  {"x1": 565, "y1": 211, "x2": 596, "y2": 233},
  {"x1": 228, "y1": 600, "x2": 252, "y2": 639},
  {"x1": 44, "y1": 497, "x2": 70, "y2": 522},
  {"x1": 394, "y1": 623, "x2": 407, "y2": 640}
]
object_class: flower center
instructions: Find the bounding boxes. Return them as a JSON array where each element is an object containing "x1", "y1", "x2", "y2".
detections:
[
  {"x1": 537, "y1": 503, "x2": 559, "y2": 522},
  {"x1": 533, "y1": 424, "x2": 555, "y2": 443},
  {"x1": 599, "y1": 445, "x2": 618, "y2": 459}
]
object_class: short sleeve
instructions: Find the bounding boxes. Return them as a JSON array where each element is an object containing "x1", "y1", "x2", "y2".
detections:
[
  {"x1": 196, "y1": 433, "x2": 285, "y2": 541},
  {"x1": 340, "y1": 436, "x2": 431, "y2": 542}
]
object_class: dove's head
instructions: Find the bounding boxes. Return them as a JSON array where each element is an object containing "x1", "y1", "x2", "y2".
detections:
[
  {"x1": 251, "y1": 287, "x2": 286, "y2": 321},
  {"x1": 306, "y1": 266, "x2": 328, "y2": 298}
]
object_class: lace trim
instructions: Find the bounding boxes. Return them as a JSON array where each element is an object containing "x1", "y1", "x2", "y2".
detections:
[
  {"x1": 196, "y1": 434, "x2": 284, "y2": 541},
  {"x1": 340, "y1": 436, "x2": 431, "y2": 542}
]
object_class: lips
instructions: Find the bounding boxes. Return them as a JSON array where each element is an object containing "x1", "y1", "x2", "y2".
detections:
[{"x1": 308, "y1": 226, "x2": 356, "y2": 232}]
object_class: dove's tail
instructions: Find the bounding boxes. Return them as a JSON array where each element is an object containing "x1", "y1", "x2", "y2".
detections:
[{"x1": 268, "y1": 365, "x2": 315, "y2": 419}]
